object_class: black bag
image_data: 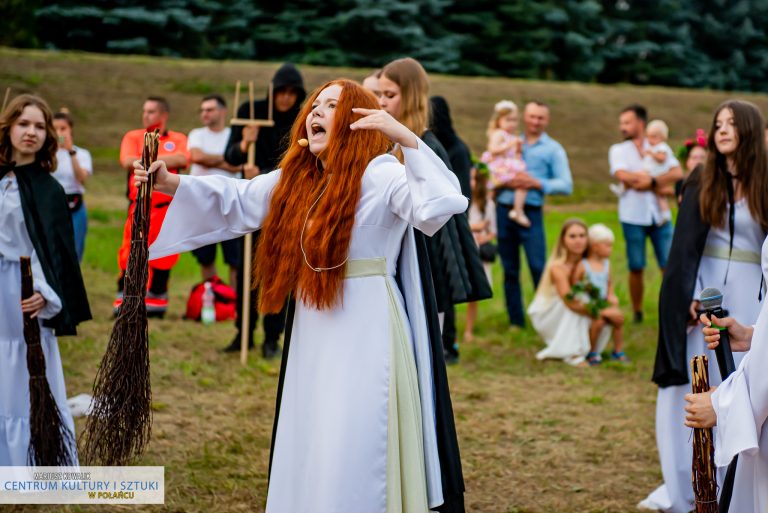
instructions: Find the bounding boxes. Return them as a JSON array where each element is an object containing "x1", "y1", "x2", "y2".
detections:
[{"x1": 478, "y1": 242, "x2": 497, "y2": 263}]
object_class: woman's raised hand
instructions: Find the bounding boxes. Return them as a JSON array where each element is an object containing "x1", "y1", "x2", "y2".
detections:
[
  {"x1": 699, "y1": 313, "x2": 753, "y2": 352},
  {"x1": 350, "y1": 108, "x2": 418, "y2": 149},
  {"x1": 133, "y1": 159, "x2": 180, "y2": 195}
]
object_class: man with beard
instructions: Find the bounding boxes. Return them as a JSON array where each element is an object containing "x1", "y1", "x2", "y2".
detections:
[
  {"x1": 222, "y1": 63, "x2": 306, "y2": 358},
  {"x1": 609, "y1": 104, "x2": 682, "y2": 323}
]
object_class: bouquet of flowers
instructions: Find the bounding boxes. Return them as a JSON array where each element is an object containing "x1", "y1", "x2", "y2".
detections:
[{"x1": 566, "y1": 279, "x2": 609, "y2": 319}]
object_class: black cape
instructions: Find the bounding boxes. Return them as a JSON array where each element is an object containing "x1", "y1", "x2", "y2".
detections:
[
  {"x1": 421, "y1": 130, "x2": 492, "y2": 311},
  {"x1": 12, "y1": 162, "x2": 91, "y2": 336},
  {"x1": 653, "y1": 166, "x2": 709, "y2": 387},
  {"x1": 224, "y1": 62, "x2": 306, "y2": 172}
]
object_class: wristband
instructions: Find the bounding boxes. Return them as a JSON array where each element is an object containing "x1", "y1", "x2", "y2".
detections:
[
  {"x1": 651, "y1": 177, "x2": 657, "y2": 189},
  {"x1": 69, "y1": 149, "x2": 77, "y2": 156}
]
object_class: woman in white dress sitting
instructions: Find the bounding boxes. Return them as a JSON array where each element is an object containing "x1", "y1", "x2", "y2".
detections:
[{"x1": 528, "y1": 218, "x2": 610, "y2": 366}]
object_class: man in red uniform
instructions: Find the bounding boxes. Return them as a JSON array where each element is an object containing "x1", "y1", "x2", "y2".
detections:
[{"x1": 113, "y1": 96, "x2": 189, "y2": 317}]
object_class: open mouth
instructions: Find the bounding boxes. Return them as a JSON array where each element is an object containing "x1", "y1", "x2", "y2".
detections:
[{"x1": 310, "y1": 123, "x2": 326, "y2": 139}]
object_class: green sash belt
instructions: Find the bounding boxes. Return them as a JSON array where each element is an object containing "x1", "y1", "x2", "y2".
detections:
[
  {"x1": 703, "y1": 245, "x2": 761, "y2": 264},
  {"x1": 345, "y1": 257, "x2": 387, "y2": 278}
]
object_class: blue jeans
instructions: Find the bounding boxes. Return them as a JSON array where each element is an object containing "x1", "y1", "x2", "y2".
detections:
[
  {"x1": 621, "y1": 221, "x2": 673, "y2": 271},
  {"x1": 70, "y1": 201, "x2": 87, "y2": 263},
  {"x1": 497, "y1": 204, "x2": 546, "y2": 326}
]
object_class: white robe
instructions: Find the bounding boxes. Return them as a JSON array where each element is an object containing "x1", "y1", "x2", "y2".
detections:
[
  {"x1": 0, "y1": 174, "x2": 77, "y2": 466},
  {"x1": 709, "y1": 234, "x2": 768, "y2": 513},
  {"x1": 149, "y1": 140, "x2": 468, "y2": 513},
  {"x1": 643, "y1": 199, "x2": 764, "y2": 512}
]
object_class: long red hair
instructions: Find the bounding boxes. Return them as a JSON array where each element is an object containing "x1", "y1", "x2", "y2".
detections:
[{"x1": 255, "y1": 79, "x2": 392, "y2": 313}]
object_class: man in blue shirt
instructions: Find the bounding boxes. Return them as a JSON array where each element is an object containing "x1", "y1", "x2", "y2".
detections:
[{"x1": 496, "y1": 101, "x2": 573, "y2": 326}]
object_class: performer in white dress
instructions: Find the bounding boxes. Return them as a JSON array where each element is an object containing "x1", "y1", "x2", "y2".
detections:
[
  {"x1": 0, "y1": 95, "x2": 90, "y2": 465},
  {"x1": 137, "y1": 80, "x2": 468, "y2": 512},
  {"x1": 686, "y1": 236, "x2": 768, "y2": 512},
  {"x1": 643, "y1": 100, "x2": 768, "y2": 512},
  {"x1": 528, "y1": 218, "x2": 610, "y2": 366}
]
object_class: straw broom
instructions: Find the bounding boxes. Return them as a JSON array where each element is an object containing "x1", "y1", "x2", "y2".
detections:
[
  {"x1": 20, "y1": 256, "x2": 76, "y2": 466},
  {"x1": 691, "y1": 355, "x2": 718, "y2": 512},
  {"x1": 82, "y1": 130, "x2": 159, "y2": 465}
]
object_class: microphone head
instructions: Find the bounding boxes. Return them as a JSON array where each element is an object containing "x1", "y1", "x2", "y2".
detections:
[
  {"x1": 298, "y1": 138, "x2": 309, "y2": 147},
  {"x1": 700, "y1": 287, "x2": 724, "y2": 310}
]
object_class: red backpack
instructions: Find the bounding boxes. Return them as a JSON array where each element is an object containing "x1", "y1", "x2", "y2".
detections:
[{"x1": 185, "y1": 276, "x2": 237, "y2": 322}]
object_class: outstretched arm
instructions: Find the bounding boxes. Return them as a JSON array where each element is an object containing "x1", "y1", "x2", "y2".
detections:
[{"x1": 135, "y1": 160, "x2": 280, "y2": 260}]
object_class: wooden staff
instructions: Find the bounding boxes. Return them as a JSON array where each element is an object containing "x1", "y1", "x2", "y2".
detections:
[
  {"x1": 691, "y1": 355, "x2": 718, "y2": 512},
  {"x1": 231, "y1": 79, "x2": 275, "y2": 365},
  {"x1": 2, "y1": 87, "x2": 11, "y2": 112}
]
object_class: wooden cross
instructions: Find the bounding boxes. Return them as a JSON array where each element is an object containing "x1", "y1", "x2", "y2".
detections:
[{"x1": 231, "y1": 80, "x2": 275, "y2": 366}]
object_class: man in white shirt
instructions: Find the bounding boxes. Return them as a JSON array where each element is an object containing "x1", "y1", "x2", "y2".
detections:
[
  {"x1": 187, "y1": 95, "x2": 243, "y2": 286},
  {"x1": 609, "y1": 104, "x2": 682, "y2": 323}
]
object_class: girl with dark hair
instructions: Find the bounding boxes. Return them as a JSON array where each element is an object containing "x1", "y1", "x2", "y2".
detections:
[
  {"x1": 135, "y1": 80, "x2": 467, "y2": 512},
  {"x1": 379, "y1": 58, "x2": 491, "y2": 366},
  {"x1": 0, "y1": 94, "x2": 90, "y2": 465},
  {"x1": 674, "y1": 129, "x2": 707, "y2": 204},
  {"x1": 642, "y1": 100, "x2": 768, "y2": 512},
  {"x1": 52, "y1": 109, "x2": 93, "y2": 262},
  {"x1": 464, "y1": 166, "x2": 496, "y2": 342}
]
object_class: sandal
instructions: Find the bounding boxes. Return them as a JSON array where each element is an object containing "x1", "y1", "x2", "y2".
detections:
[
  {"x1": 586, "y1": 352, "x2": 602, "y2": 366},
  {"x1": 611, "y1": 351, "x2": 630, "y2": 362}
]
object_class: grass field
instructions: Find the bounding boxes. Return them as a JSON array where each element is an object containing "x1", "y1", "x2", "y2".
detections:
[{"x1": 3, "y1": 47, "x2": 767, "y2": 513}]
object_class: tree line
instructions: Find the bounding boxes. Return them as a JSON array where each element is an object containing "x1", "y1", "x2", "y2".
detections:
[{"x1": 3, "y1": 0, "x2": 768, "y2": 92}]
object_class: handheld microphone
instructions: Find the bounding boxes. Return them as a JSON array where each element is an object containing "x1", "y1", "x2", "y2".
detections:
[
  {"x1": 298, "y1": 138, "x2": 309, "y2": 147},
  {"x1": 699, "y1": 287, "x2": 736, "y2": 380}
]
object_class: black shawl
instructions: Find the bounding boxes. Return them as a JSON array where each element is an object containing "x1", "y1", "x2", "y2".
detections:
[
  {"x1": 421, "y1": 130, "x2": 492, "y2": 310},
  {"x1": 13, "y1": 162, "x2": 91, "y2": 336},
  {"x1": 653, "y1": 166, "x2": 709, "y2": 387}
]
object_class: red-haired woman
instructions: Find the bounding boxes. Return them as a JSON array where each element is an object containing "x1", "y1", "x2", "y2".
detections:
[
  {"x1": 0, "y1": 94, "x2": 90, "y2": 465},
  {"x1": 136, "y1": 80, "x2": 467, "y2": 512}
]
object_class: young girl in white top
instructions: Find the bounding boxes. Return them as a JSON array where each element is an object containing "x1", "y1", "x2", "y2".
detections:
[{"x1": 481, "y1": 100, "x2": 530, "y2": 227}]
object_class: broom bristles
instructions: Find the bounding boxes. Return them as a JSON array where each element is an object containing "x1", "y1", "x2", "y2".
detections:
[
  {"x1": 81, "y1": 131, "x2": 159, "y2": 466},
  {"x1": 691, "y1": 355, "x2": 718, "y2": 513},
  {"x1": 20, "y1": 256, "x2": 76, "y2": 467}
]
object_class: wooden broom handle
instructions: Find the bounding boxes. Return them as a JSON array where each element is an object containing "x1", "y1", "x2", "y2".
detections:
[{"x1": 20, "y1": 256, "x2": 34, "y2": 301}]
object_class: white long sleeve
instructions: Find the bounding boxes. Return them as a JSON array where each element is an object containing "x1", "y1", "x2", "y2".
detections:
[
  {"x1": 31, "y1": 247, "x2": 62, "y2": 320},
  {"x1": 711, "y1": 299, "x2": 768, "y2": 466},
  {"x1": 379, "y1": 138, "x2": 468, "y2": 236},
  {"x1": 149, "y1": 171, "x2": 280, "y2": 260}
]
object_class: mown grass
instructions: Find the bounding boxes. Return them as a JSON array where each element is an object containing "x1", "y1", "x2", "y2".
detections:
[
  {"x1": 2, "y1": 47, "x2": 759, "y2": 512},
  {"x1": 10, "y1": 178, "x2": 664, "y2": 513}
]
